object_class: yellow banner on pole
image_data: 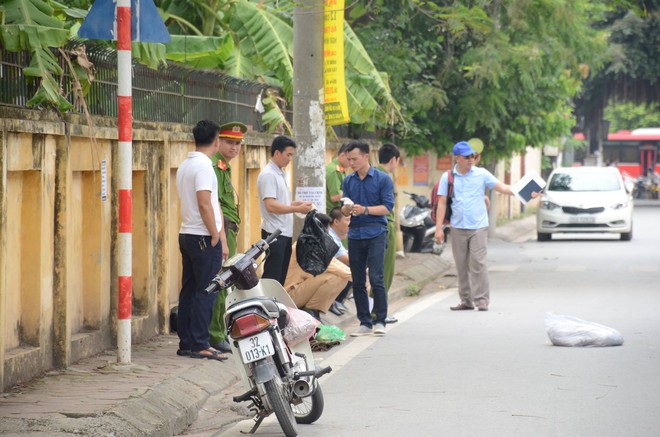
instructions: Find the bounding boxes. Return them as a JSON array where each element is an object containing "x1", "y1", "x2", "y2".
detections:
[{"x1": 323, "y1": 0, "x2": 350, "y2": 125}]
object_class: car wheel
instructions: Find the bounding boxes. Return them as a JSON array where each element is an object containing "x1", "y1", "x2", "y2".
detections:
[
  {"x1": 537, "y1": 232, "x2": 551, "y2": 242},
  {"x1": 620, "y1": 227, "x2": 633, "y2": 241}
]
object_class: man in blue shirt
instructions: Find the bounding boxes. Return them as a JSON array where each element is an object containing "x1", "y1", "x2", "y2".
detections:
[
  {"x1": 433, "y1": 141, "x2": 514, "y2": 312},
  {"x1": 341, "y1": 141, "x2": 395, "y2": 336}
]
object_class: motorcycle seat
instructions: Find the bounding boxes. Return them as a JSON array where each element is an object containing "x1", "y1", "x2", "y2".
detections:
[{"x1": 226, "y1": 297, "x2": 282, "y2": 317}]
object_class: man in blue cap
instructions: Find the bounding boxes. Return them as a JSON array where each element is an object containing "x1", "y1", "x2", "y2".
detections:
[{"x1": 433, "y1": 141, "x2": 515, "y2": 311}]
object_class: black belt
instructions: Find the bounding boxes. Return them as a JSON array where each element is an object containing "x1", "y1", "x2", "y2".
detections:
[{"x1": 224, "y1": 217, "x2": 239, "y2": 233}]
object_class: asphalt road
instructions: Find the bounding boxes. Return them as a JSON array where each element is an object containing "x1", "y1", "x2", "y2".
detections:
[{"x1": 192, "y1": 205, "x2": 660, "y2": 437}]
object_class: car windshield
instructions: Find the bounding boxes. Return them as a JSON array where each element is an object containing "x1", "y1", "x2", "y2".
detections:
[{"x1": 548, "y1": 172, "x2": 621, "y2": 192}]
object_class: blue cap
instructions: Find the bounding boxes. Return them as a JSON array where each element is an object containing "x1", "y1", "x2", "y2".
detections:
[{"x1": 453, "y1": 141, "x2": 476, "y2": 156}]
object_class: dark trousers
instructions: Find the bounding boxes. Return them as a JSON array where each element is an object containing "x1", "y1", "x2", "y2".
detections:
[
  {"x1": 261, "y1": 229, "x2": 292, "y2": 285},
  {"x1": 178, "y1": 234, "x2": 223, "y2": 352},
  {"x1": 349, "y1": 232, "x2": 388, "y2": 327},
  {"x1": 335, "y1": 281, "x2": 352, "y2": 303}
]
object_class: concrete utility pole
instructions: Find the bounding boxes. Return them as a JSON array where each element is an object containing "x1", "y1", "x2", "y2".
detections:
[{"x1": 292, "y1": 0, "x2": 326, "y2": 237}]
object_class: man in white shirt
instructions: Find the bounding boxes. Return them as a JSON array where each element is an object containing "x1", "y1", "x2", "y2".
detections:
[
  {"x1": 176, "y1": 120, "x2": 228, "y2": 361},
  {"x1": 257, "y1": 135, "x2": 313, "y2": 284}
]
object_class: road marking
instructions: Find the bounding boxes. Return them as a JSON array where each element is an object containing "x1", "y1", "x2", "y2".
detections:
[
  {"x1": 489, "y1": 265, "x2": 519, "y2": 272},
  {"x1": 318, "y1": 290, "x2": 454, "y2": 381},
  {"x1": 220, "y1": 291, "x2": 454, "y2": 436},
  {"x1": 556, "y1": 266, "x2": 587, "y2": 272}
]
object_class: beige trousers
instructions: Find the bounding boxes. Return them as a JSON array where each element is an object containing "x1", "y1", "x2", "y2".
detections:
[
  {"x1": 288, "y1": 273, "x2": 348, "y2": 312},
  {"x1": 450, "y1": 227, "x2": 490, "y2": 306}
]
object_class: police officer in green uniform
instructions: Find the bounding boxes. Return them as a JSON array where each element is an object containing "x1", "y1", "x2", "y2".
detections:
[
  {"x1": 326, "y1": 143, "x2": 349, "y2": 213},
  {"x1": 375, "y1": 143, "x2": 401, "y2": 324},
  {"x1": 209, "y1": 121, "x2": 247, "y2": 353}
]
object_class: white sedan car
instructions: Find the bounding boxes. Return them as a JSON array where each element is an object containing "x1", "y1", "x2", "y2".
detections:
[{"x1": 536, "y1": 166, "x2": 634, "y2": 241}]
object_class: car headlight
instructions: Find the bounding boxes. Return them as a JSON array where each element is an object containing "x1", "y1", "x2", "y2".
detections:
[{"x1": 541, "y1": 200, "x2": 560, "y2": 211}]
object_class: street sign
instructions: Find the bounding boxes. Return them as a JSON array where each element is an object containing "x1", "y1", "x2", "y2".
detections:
[{"x1": 78, "y1": 0, "x2": 170, "y2": 43}]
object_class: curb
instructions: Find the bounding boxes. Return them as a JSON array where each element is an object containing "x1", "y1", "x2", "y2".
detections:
[{"x1": 0, "y1": 253, "x2": 453, "y2": 437}]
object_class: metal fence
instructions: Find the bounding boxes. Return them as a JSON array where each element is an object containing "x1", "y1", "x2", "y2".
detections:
[{"x1": 0, "y1": 43, "x2": 289, "y2": 129}]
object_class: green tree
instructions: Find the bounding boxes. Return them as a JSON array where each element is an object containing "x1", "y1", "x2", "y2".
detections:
[
  {"x1": 604, "y1": 102, "x2": 660, "y2": 131},
  {"x1": 159, "y1": 0, "x2": 402, "y2": 129},
  {"x1": 0, "y1": 0, "x2": 83, "y2": 110},
  {"x1": 349, "y1": 0, "x2": 607, "y2": 160},
  {"x1": 576, "y1": 1, "x2": 660, "y2": 142},
  {"x1": 1, "y1": 0, "x2": 401, "y2": 131}
]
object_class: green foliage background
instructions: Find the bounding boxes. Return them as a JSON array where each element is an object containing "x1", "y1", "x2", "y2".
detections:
[
  {"x1": 2, "y1": 0, "x2": 659, "y2": 159},
  {"x1": 346, "y1": 0, "x2": 608, "y2": 160}
]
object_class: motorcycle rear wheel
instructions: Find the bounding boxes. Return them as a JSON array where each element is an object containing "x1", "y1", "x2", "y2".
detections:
[
  {"x1": 264, "y1": 378, "x2": 298, "y2": 437},
  {"x1": 292, "y1": 384, "x2": 324, "y2": 424}
]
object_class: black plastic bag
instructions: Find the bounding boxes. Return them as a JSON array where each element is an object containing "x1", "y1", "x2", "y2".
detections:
[{"x1": 296, "y1": 210, "x2": 339, "y2": 276}]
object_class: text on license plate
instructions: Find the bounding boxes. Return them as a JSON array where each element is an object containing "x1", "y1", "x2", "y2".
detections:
[
  {"x1": 238, "y1": 331, "x2": 274, "y2": 363},
  {"x1": 569, "y1": 216, "x2": 595, "y2": 224}
]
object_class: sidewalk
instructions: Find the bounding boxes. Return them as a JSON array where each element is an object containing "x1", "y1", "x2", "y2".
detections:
[{"x1": 0, "y1": 218, "x2": 532, "y2": 437}]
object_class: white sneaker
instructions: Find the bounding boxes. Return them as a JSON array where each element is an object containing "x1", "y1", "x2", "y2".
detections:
[
  {"x1": 350, "y1": 325, "x2": 373, "y2": 337},
  {"x1": 373, "y1": 323, "x2": 386, "y2": 336}
]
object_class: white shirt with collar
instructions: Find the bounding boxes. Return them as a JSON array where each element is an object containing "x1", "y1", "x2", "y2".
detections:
[{"x1": 258, "y1": 160, "x2": 293, "y2": 237}]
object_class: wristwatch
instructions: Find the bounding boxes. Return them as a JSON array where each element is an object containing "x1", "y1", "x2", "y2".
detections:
[{"x1": 364, "y1": 206, "x2": 369, "y2": 215}]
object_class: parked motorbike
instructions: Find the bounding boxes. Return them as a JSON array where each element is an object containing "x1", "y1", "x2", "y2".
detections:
[
  {"x1": 205, "y1": 229, "x2": 331, "y2": 437},
  {"x1": 633, "y1": 176, "x2": 651, "y2": 199},
  {"x1": 399, "y1": 191, "x2": 437, "y2": 253}
]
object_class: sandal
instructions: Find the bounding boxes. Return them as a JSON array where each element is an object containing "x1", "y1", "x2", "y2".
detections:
[{"x1": 190, "y1": 348, "x2": 228, "y2": 361}]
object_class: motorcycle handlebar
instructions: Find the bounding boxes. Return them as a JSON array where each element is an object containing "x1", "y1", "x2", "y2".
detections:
[
  {"x1": 204, "y1": 229, "x2": 283, "y2": 294},
  {"x1": 204, "y1": 269, "x2": 233, "y2": 294},
  {"x1": 263, "y1": 228, "x2": 281, "y2": 245}
]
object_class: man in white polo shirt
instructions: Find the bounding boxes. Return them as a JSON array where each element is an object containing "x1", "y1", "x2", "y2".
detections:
[
  {"x1": 175, "y1": 120, "x2": 228, "y2": 361},
  {"x1": 257, "y1": 135, "x2": 313, "y2": 284}
]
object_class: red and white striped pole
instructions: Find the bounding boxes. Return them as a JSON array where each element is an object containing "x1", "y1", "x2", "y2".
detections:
[{"x1": 117, "y1": 0, "x2": 132, "y2": 364}]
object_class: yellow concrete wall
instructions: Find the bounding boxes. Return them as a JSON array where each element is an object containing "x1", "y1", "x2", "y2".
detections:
[
  {"x1": 5, "y1": 172, "x2": 23, "y2": 350},
  {"x1": 0, "y1": 109, "x2": 244, "y2": 390}
]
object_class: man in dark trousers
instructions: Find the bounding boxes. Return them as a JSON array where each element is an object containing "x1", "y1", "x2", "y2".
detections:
[
  {"x1": 208, "y1": 121, "x2": 247, "y2": 354},
  {"x1": 341, "y1": 140, "x2": 395, "y2": 336},
  {"x1": 257, "y1": 135, "x2": 313, "y2": 284},
  {"x1": 175, "y1": 120, "x2": 228, "y2": 361},
  {"x1": 375, "y1": 143, "x2": 401, "y2": 324}
]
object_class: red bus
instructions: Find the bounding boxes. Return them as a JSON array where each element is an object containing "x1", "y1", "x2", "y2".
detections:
[{"x1": 574, "y1": 129, "x2": 660, "y2": 178}]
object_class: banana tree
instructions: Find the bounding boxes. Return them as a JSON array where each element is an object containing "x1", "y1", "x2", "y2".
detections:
[
  {"x1": 158, "y1": 0, "x2": 402, "y2": 129},
  {"x1": 0, "y1": 0, "x2": 75, "y2": 110},
  {"x1": 1, "y1": 0, "x2": 400, "y2": 131}
]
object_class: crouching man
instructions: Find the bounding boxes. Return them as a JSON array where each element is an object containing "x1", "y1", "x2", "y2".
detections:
[{"x1": 284, "y1": 213, "x2": 352, "y2": 321}]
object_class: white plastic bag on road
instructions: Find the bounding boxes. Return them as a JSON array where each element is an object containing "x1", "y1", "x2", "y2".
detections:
[{"x1": 545, "y1": 312, "x2": 624, "y2": 347}]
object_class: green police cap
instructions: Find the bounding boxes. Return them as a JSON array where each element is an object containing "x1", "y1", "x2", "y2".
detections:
[{"x1": 219, "y1": 122, "x2": 247, "y2": 140}]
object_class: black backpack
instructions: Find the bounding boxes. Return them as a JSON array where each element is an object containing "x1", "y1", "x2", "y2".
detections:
[{"x1": 296, "y1": 211, "x2": 339, "y2": 276}]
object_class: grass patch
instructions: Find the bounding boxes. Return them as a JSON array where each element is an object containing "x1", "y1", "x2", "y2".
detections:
[{"x1": 405, "y1": 283, "x2": 421, "y2": 297}]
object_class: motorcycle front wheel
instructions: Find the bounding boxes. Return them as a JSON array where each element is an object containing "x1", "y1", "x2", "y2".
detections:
[
  {"x1": 292, "y1": 384, "x2": 325, "y2": 424},
  {"x1": 264, "y1": 378, "x2": 298, "y2": 437}
]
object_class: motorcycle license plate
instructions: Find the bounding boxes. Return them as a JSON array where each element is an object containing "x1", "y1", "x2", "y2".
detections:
[{"x1": 238, "y1": 331, "x2": 275, "y2": 364}]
